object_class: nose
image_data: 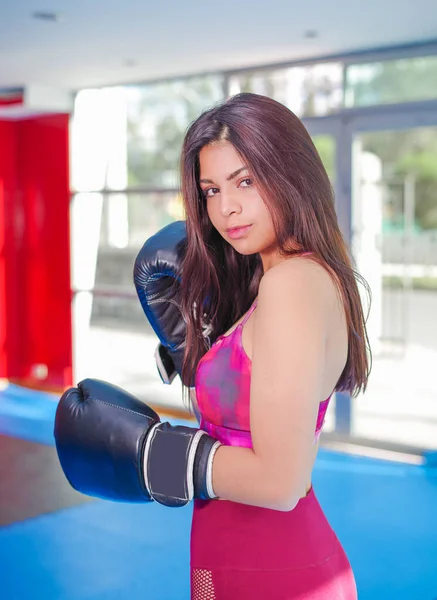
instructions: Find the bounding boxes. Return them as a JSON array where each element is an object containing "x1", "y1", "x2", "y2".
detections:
[{"x1": 218, "y1": 188, "x2": 242, "y2": 218}]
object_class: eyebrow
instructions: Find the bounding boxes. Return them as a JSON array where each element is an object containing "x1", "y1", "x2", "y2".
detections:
[{"x1": 199, "y1": 166, "x2": 248, "y2": 185}]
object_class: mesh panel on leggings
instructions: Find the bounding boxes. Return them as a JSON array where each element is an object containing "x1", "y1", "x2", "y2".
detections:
[{"x1": 191, "y1": 569, "x2": 216, "y2": 599}]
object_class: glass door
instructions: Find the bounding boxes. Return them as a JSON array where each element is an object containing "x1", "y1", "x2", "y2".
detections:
[
  {"x1": 351, "y1": 125, "x2": 437, "y2": 449},
  {"x1": 305, "y1": 101, "x2": 437, "y2": 450}
]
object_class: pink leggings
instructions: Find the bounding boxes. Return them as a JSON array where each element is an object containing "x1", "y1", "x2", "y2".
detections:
[{"x1": 190, "y1": 488, "x2": 357, "y2": 599}]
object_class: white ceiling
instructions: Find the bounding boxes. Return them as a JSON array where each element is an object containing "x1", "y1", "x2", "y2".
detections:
[{"x1": 0, "y1": 0, "x2": 436, "y2": 91}]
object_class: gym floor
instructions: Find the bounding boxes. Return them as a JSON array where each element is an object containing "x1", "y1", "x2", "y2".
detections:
[{"x1": 1, "y1": 384, "x2": 436, "y2": 600}]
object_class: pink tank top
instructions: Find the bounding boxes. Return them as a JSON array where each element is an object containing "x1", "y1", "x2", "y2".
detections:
[{"x1": 195, "y1": 296, "x2": 331, "y2": 448}]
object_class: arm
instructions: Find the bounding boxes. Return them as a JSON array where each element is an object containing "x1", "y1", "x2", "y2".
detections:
[
  {"x1": 55, "y1": 259, "x2": 335, "y2": 510},
  {"x1": 211, "y1": 259, "x2": 334, "y2": 511}
]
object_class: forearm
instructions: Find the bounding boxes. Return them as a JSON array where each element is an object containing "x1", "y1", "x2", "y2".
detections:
[{"x1": 212, "y1": 445, "x2": 300, "y2": 512}]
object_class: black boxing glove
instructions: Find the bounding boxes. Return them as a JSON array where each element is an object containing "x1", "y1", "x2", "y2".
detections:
[
  {"x1": 134, "y1": 220, "x2": 214, "y2": 387},
  {"x1": 134, "y1": 220, "x2": 188, "y2": 385},
  {"x1": 54, "y1": 378, "x2": 221, "y2": 506}
]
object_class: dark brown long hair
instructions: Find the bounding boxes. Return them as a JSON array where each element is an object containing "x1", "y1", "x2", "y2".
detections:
[{"x1": 179, "y1": 92, "x2": 371, "y2": 405}]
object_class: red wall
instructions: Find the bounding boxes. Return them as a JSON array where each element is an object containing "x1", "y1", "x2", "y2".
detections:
[
  {"x1": 0, "y1": 120, "x2": 17, "y2": 379},
  {"x1": 0, "y1": 114, "x2": 72, "y2": 391}
]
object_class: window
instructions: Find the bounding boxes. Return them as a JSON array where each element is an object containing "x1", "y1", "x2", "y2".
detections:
[
  {"x1": 345, "y1": 55, "x2": 437, "y2": 107},
  {"x1": 126, "y1": 76, "x2": 224, "y2": 188},
  {"x1": 229, "y1": 63, "x2": 343, "y2": 117}
]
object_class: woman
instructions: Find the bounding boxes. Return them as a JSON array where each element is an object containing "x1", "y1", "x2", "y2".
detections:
[{"x1": 179, "y1": 93, "x2": 371, "y2": 599}]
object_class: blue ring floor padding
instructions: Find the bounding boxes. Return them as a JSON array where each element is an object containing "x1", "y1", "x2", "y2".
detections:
[
  {"x1": 1, "y1": 384, "x2": 437, "y2": 599},
  {"x1": 0, "y1": 384, "x2": 59, "y2": 445}
]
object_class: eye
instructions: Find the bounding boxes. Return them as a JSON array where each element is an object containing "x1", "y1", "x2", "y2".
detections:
[
  {"x1": 239, "y1": 177, "x2": 253, "y2": 188},
  {"x1": 203, "y1": 187, "x2": 219, "y2": 198}
]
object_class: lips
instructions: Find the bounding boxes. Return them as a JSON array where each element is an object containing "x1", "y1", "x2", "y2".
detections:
[
  {"x1": 226, "y1": 224, "x2": 253, "y2": 239},
  {"x1": 226, "y1": 224, "x2": 251, "y2": 232}
]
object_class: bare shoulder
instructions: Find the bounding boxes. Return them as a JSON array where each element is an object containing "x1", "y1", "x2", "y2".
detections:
[
  {"x1": 258, "y1": 255, "x2": 339, "y2": 315},
  {"x1": 250, "y1": 254, "x2": 346, "y2": 412}
]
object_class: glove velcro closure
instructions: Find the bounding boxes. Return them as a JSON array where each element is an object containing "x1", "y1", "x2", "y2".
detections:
[{"x1": 143, "y1": 423, "x2": 221, "y2": 507}]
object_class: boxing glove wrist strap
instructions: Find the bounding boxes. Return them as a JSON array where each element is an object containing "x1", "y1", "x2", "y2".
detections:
[{"x1": 142, "y1": 423, "x2": 221, "y2": 507}]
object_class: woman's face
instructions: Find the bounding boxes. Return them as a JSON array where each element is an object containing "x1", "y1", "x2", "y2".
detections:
[{"x1": 198, "y1": 141, "x2": 278, "y2": 259}]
